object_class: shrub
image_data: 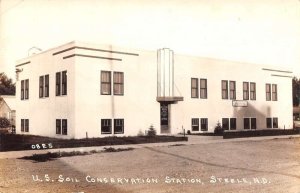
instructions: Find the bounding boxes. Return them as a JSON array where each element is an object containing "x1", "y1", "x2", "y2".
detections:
[
  {"x1": 147, "y1": 125, "x2": 156, "y2": 137},
  {"x1": 187, "y1": 130, "x2": 191, "y2": 135},
  {"x1": 0, "y1": 117, "x2": 10, "y2": 128},
  {"x1": 214, "y1": 121, "x2": 223, "y2": 135}
]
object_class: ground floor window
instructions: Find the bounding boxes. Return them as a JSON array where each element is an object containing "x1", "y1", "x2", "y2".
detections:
[
  {"x1": 21, "y1": 119, "x2": 29, "y2": 132},
  {"x1": 191, "y1": 118, "x2": 199, "y2": 131},
  {"x1": 201, "y1": 118, "x2": 208, "y2": 131},
  {"x1": 101, "y1": 119, "x2": 112, "y2": 134},
  {"x1": 114, "y1": 119, "x2": 124, "y2": 134},
  {"x1": 222, "y1": 118, "x2": 229, "y2": 130},
  {"x1": 56, "y1": 119, "x2": 67, "y2": 135},
  {"x1": 267, "y1": 117, "x2": 278, "y2": 128},
  {"x1": 230, "y1": 118, "x2": 236, "y2": 130},
  {"x1": 244, "y1": 118, "x2": 256, "y2": 130}
]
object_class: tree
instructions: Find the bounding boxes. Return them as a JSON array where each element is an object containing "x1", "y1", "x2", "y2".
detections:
[
  {"x1": 293, "y1": 77, "x2": 300, "y2": 106},
  {"x1": 0, "y1": 73, "x2": 15, "y2": 95},
  {"x1": 0, "y1": 117, "x2": 10, "y2": 129}
]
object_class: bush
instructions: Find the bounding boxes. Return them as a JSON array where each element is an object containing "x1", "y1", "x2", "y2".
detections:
[
  {"x1": 0, "y1": 117, "x2": 10, "y2": 128},
  {"x1": 187, "y1": 130, "x2": 191, "y2": 135},
  {"x1": 147, "y1": 125, "x2": 156, "y2": 137},
  {"x1": 214, "y1": 121, "x2": 223, "y2": 135}
]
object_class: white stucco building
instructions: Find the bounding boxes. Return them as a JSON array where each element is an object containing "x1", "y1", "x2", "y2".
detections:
[{"x1": 15, "y1": 41, "x2": 293, "y2": 138}]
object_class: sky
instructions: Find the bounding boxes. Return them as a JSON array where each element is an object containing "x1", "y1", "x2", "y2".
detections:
[{"x1": 1, "y1": 0, "x2": 300, "y2": 79}]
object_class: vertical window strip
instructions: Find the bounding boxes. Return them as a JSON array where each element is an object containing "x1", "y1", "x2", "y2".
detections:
[
  {"x1": 113, "y1": 72, "x2": 124, "y2": 95},
  {"x1": 244, "y1": 118, "x2": 250, "y2": 129},
  {"x1": 21, "y1": 80, "x2": 24, "y2": 100},
  {"x1": 266, "y1": 118, "x2": 272, "y2": 128},
  {"x1": 266, "y1": 84, "x2": 271, "y2": 101},
  {"x1": 222, "y1": 80, "x2": 228, "y2": 99},
  {"x1": 251, "y1": 118, "x2": 257, "y2": 129},
  {"x1": 101, "y1": 71, "x2": 111, "y2": 95},
  {"x1": 200, "y1": 79, "x2": 207, "y2": 99},
  {"x1": 56, "y1": 72, "x2": 61, "y2": 96},
  {"x1": 62, "y1": 119, "x2": 67, "y2": 135},
  {"x1": 222, "y1": 118, "x2": 229, "y2": 130},
  {"x1": 273, "y1": 117, "x2": 278, "y2": 128},
  {"x1": 114, "y1": 119, "x2": 124, "y2": 134},
  {"x1": 229, "y1": 81, "x2": 236, "y2": 100},
  {"x1": 272, "y1": 84, "x2": 277, "y2": 101},
  {"x1": 200, "y1": 118, "x2": 208, "y2": 131},
  {"x1": 191, "y1": 78, "x2": 199, "y2": 98},
  {"x1": 243, "y1": 82, "x2": 249, "y2": 100},
  {"x1": 56, "y1": 119, "x2": 61, "y2": 134},
  {"x1": 21, "y1": 119, "x2": 24, "y2": 132},
  {"x1": 230, "y1": 118, "x2": 236, "y2": 130},
  {"x1": 25, "y1": 119, "x2": 29, "y2": 132},
  {"x1": 25, "y1": 79, "x2": 29, "y2": 99},
  {"x1": 45, "y1": 75, "x2": 49, "y2": 97},
  {"x1": 250, "y1": 82, "x2": 256, "y2": 100},
  {"x1": 39, "y1": 76, "x2": 44, "y2": 98},
  {"x1": 62, "y1": 71, "x2": 67, "y2": 95},
  {"x1": 191, "y1": 118, "x2": 199, "y2": 131}
]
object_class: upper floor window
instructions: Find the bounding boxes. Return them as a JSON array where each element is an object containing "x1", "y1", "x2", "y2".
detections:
[
  {"x1": 113, "y1": 72, "x2": 124, "y2": 95},
  {"x1": 266, "y1": 84, "x2": 277, "y2": 101},
  {"x1": 200, "y1": 79, "x2": 207, "y2": 99},
  {"x1": 222, "y1": 80, "x2": 228, "y2": 99},
  {"x1": 56, "y1": 71, "x2": 67, "y2": 96},
  {"x1": 229, "y1": 81, "x2": 236, "y2": 100},
  {"x1": 101, "y1": 71, "x2": 111, "y2": 95},
  {"x1": 21, "y1": 79, "x2": 29, "y2": 100},
  {"x1": 243, "y1": 82, "x2": 249, "y2": 100},
  {"x1": 191, "y1": 78, "x2": 198, "y2": 98},
  {"x1": 250, "y1": 82, "x2": 256, "y2": 100},
  {"x1": 39, "y1": 75, "x2": 49, "y2": 98}
]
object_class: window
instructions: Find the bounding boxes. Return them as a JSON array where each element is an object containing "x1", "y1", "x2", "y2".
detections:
[
  {"x1": 56, "y1": 119, "x2": 67, "y2": 135},
  {"x1": 243, "y1": 82, "x2": 249, "y2": 100},
  {"x1": 229, "y1": 81, "x2": 236, "y2": 100},
  {"x1": 62, "y1": 71, "x2": 67, "y2": 95},
  {"x1": 251, "y1": 118, "x2": 256, "y2": 129},
  {"x1": 200, "y1": 79, "x2": 207, "y2": 99},
  {"x1": 39, "y1": 76, "x2": 44, "y2": 98},
  {"x1": 222, "y1": 80, "x2": 228, "y2": 99},
  {"x1": 101, "y1": 119, "x2": 112, "y2": 134},
  {"x1": 272, "y1": 84, "x2": 277, "y2": 101},
  {"x1": 266, "y1": 84, "x2": 271, "y2": 101},
  {"x1": 244, "y1": 118, "x2": 250, "y2": 130},
  {"x1": 45, "y1": 75, "x2": 49, "y2": 97},
  {"x1": 191, "y1": 78, "x2": 198, "y2": 98},
  {"x1": 101, "y1": 71, "x2": 111, "y2": 95},
  {"x1": 250, "y1": 82, "x2": 256, "y2": 100},
  {"x1": 56, "y1": 72, "x2": 61, "y2": 96},
  {"x1": 114, "y1": 119, "x2": 124, "y2": 134},
  {"x1": 25, "y1": 79, "x2": 29, "y2": 99},
  {"x1": 113, "y1": 72, "x2": 124, "y2": 95},
  {"x1": 21, "y1": 119, "x2": 29, "y2": 132},
  {"x1": 62, "y1": 119, "x2": 67, "y2": 135},
  {"x1": 201, "y1": 118, "x2": 208, "y2": 131},
  {"x1": 230, "y1": 118, "x2": 236, "y2": 130},
  {"x1": 222, "y1": 118, "x2": 229, "y2": 130},
  {"x1": 39, "y1": 75, "x2": 49, "y2": 98},
  {"x1": 56, "y1": 119, "x2": 61, "y2": 134},
  {"x1": 191, "y1": 118, "x2": 199, "y2": 131},
  {"x1": 266, "y1": 118, "x2": 272, "y2": 128},
  {"x1": 21, "y1": 80, "x2": 24, "y2": 100},
  {"x1": 273, "y1": 117, "x2": 278, "y2": 128}
]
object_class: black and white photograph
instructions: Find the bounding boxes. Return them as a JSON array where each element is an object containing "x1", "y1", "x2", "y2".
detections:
[{"x1": 0, "y1": 0, "x2": 300, "y2": 192}]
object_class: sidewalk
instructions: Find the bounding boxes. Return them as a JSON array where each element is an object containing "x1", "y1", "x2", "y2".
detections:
[{"x1": 0, "y1": 134, "x2": 299, "y2": 159}]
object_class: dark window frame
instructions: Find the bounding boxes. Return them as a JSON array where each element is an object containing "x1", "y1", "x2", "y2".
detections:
[
  {"x1": 101, "y1": 119, "x2": 112, "y2": 134},
  {"x1": 114, "y1": 119, "x2": 124, "y2": 134},
  {"x1": 272, "y1": 84, "x2": 277, "y2": 101},
  {"x1": 45, "y1": 75, "x2": 49, "y2": 97},
  {"x1": 24, "y1": 119, "x2": 29, "y2": 132},
  {"x1": 21, "y1": 80, "x2": 24, "y2": 100},
  {"x1": 266, "y1": 84, "x2": 271, "y2": 101},
  {"x1": 191, "y1": 118, "x2": 199, "y2": 131},
  {"x1": 62, "y1": 119, "x2": 68, "y2": 135},
  {"x1": 62, "y1": 71, "x2": 67, "y2": 95},
  {"x1": 200, "y1": 79, "x2": 207, "y2": 99},
  {"x1": 222, "y1": 118, "x2": 229, "y2": 130},
  {"x1": 273, "y1": 117, "x2": 278, "y2": 128},
  {"x1": 266, "y1": 117, "x2": 272, "y2": 128},
  {"x1": 229, "y1": 81, "x2": 236, "y2": 100},
  {"x1": 21, "y1": 119, "x2": 24, "y2": 132},
  {"x1": 191, "y1": 78, "x2": 199, "y2": 98},
  {"x1": 101, "y1": 71, "x2": 112, "y2": 95},
  {"x1": 39, "y1": 76, "x2": 44, "y2": 98},
  {"x1": 251, "y1": 118, "x2": 257, "y2": 129},
  {"x1": 25, "y1": 79, "x2": 29, "y2": 99},
  {"x1": 250, "y1": 82, "x2": 256, "y2": 100},
  {"x1": 56, "y1": 119, "x2": 61, "y2": 134},
  {"x1": 200, "y1": 118, "x2": 208, "y2": 131},
  {"x1": 244, "y1": 118, "x2": 250, "y2": 130},
  {"x1": 113, "y1": 72, "x2": 124, "y2": 95},
  {"x1": 230, "y1": 118, "x2": 236, "y2": 130},
  {"x1": 56, "y1": 72, "x2": 61, "y2": 96},
  {"x1": 222, "y1": 80, "x2": 228, "y2": 99},
  {"x1": 243, "y1": 82, "x2": 249, "y2": 100}
]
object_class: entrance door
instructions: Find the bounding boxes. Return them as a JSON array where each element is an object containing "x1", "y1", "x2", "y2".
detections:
[{"x1": 160, "y1": 102, "x2": 170, "y2": 133}]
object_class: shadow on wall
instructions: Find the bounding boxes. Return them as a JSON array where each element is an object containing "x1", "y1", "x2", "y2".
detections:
[{"x1": 233, "y1": 103, "x2": 272, "y2": 130}]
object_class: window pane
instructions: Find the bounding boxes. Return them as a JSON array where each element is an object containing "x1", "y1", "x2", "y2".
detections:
[
  {"x1": 244, "y1": 118, "x2": 250, "y2": 129},
  {"x1": 222, "y1": 81, "x2": 228, "y2": 99},
  {"x1": 230, "y1": 81, "x2": 236, "y2": 99},
  {"x1": 191, "y1": 118, "x2": 199, "y2": 131},
  {"x1": 101, "y1": 71, "x2": 111, "y2": 95},
  {"x1": 39, "y1": 76, "x2": 44, "y2": 98},
  {"x1": 230, "y1": 118, "x2": 236, "y2": 130},
  {"x1": 62, "y1": 119, "x2": 67, "y2": 135},
  {"x1": 25, "y1": 79, "x2": 29, "y2": 99},
  {"x1": 62, "y1": 71, "x2": 67, "y2": 95},
  {"x1": 21, "y1": 119, "x2": 24, "y2": 132},
  {"x1": 200, "y1": 79, "x2": 207, "y2": 99},
  {"x1": 273, "y1": 117, "x2": 278, "y2": 128},
  {"x1": 250, "y1": 83, "x2": 256, "y2": 100},
  {"x1": 45, "y1": 75, "x2": 49, "y2": 97},
  {"x1": 56, "y1": 119, "x2": 61, "y2": 134},
  {"x1": 25, "y1": 119, "x2": 29, "y2": 132},
  {"x1": 21, "y1": 80, "x2": 24, "y2": 100},
  {"x1": 243, "y1": 82, "x2": 249, "y2": 100},
  {"x1": 222, "y1": 118, "x2": 229, "y2": 130},
  {"x1": 101, "y1": 119, "x2": 112, "y2": 134},
  {"x1": 251, "y1": 118, "x2": 256, "y2": 129},
  {"x1": 266, "y1": 118, "x2": 272, "y2": 128},
  {"x1": 56, "y1": 72, "x2": 61, "y2": 96},
  {"x1": 201, "y1": 118, "x2": 208, "y2": 131},
  {"x1": 266, "y1": 84, "x2": 271, "y2": 101},
  {"x1": 114, "y1": 119, "x2": 124, "y2": 134},
  {"x1": 272, "y1": 84, "x2": 277, "y2": 101},
  {"x1": 191, "y1": 78, "x2": 198, "y2": 98},
  {"x1": 113, "y1": 72, "x2": 124, "y2": 95}
]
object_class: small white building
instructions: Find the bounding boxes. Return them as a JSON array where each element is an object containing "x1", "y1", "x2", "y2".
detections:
[
  {"x1": 0, "y1": 95, "x2": 16, "y2": 128},
  {"x1": 15, "y1": 41, "x2": 293, "y2": 138}
]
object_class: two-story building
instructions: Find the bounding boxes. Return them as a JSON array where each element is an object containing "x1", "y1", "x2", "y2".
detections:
[{"x1": 15, "y1": 41, "x2": 293, "y2": 138}]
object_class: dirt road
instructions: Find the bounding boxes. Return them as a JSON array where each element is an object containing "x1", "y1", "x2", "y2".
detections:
[{"x1": 0, "y1": 137, "x2": 299, "y2": 193}]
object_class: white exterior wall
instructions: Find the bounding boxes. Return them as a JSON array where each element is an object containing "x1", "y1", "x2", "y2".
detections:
[{"x1": 15, "y1": 41, "x2": 293, "y2": 138}]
